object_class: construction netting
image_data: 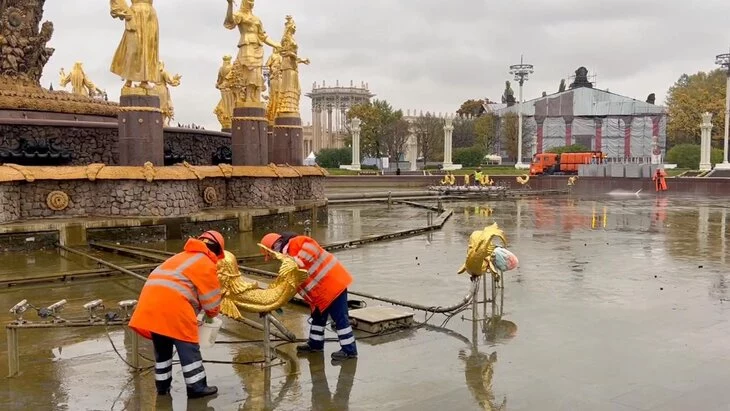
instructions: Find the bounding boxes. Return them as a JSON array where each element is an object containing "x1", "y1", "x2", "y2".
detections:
[{"x1": 500, "y1": 116, "x2": 667, "y2": 160}]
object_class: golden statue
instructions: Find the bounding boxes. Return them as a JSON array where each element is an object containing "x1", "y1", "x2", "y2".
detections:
[
  {"x1": 109, "y1": 0, "x2": 161, "y2": 94},
  {"x1": 214, "y1": 55, "x2": 234, "y2": 129},
  {"x1": 567, "y1": 176, "x2": 578, "y2": 186},
  {"x1": 59, "y1": 62, "x2": 103, "y2": 98},
  {"x1": 152, "y1": 62, "x2": 182, "y2": 126},
  {"x1": 458, "y1": 223, "x2": 507, "y2": 278},
  {"x1": 480, "y1": 174, "x2": 494, "y2": 186},
  {"x1": 276, "y1": 16, "x2": 310, "y2": 115},
  {"x1": 265, "y1": 50, "x2": 282, "y2": 124},
  {"x1": 516, "y1": 174, "x2": 530, "y2": 188},
  {"x1": 224, "y1": 0, "x2": 281, "y2": 106},
  {"x1": 464, "y1": 174, "x2": 470, "y2": 186},
  {"x1": 217, "y1": 245, "x2": 308, "y2": 318}
]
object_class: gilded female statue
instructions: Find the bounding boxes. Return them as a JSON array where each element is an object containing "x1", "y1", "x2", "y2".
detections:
[
  {"x1": 214, "y1": 55, "x2": 234, "y2": 129},
  {"x1": 265, "y1": 49, "x2": 282, "y2": 123},
  {"x1": 109, "y1": 0, "x2": 160, "y2": 92},
  {"x1": 59, "y1": 62, "x2": 102, "y2": 97},
  {"x1": 277, "y1": 16, "x2": 309, "y2": 114},
  {"x1": 152, "y1": 61, "x2": 181, "y2": 126},
  {"x1": 224, "y1": 0, "x2": 280, "y2": 106}
]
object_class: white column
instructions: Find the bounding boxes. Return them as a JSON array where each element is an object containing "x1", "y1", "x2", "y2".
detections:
[
  {"x1": 442, "y1": 115, "x2": 462, "y2": 170},
  {"x1": 717, "y1": 73, "x2": 730, "y2": 169},
  {"x1": 515, "y1": 81, "x2": 525, "y2": 168},
  {"x1": 340, "y1": 117, "x2": 361, "y2": 170},
  {"x1": 700, "y1": 112, "x2": 713, "y2": 171}
]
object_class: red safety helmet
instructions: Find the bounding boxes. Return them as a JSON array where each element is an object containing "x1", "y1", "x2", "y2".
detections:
[
  {"x1": 260, "y1": 232, "x2": 282, "y2": 261},
  {"x1": 198, "y1": 230, "x2": 225, "y2": 259}
]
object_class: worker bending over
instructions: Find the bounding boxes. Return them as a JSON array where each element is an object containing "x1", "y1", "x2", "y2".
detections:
[
  {"x1": 260, "y1": 231, "x2": 358, "y2": 360},
  {"x1": 129, "y1": 230, "x2": 225, "y2": 398}
]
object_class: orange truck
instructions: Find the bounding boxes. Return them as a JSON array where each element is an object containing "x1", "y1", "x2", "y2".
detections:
[{"x1": 529, "y1": 151, "x2": 605, "y2": 176}]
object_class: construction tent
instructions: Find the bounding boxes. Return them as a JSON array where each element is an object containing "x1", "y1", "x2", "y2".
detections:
[{"x1": 493, "y1": 87, "x2": 667, "y2": 160}]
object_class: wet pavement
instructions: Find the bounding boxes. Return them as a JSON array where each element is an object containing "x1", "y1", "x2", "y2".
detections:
[{"x1": 1, "y1": 195, "x2": 730, "y2": 410}]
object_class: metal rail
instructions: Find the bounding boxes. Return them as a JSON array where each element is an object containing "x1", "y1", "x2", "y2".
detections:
[{"x1": 6, "y1": 321, "x2": 132, "y2": 377}]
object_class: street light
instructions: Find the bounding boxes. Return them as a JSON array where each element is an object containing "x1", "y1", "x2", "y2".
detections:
[
  {"x1": 715, "y1": 49, "x2": 730, "y2": 169},
  {"x1": 509, "y1": 55, "x2": 534, "y2": 169}
]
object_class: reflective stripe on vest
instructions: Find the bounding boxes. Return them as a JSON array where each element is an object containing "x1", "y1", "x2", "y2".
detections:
[
  {"x1": 143, "y1": 254, "x2": 204, "y2": 311},
  {"x1": 296, "y1": 243, "x2": 338, "y2": 302}
]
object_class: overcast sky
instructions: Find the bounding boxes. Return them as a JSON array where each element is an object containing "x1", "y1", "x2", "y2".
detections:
[{"x1": 42, "y1": 0, "x2": 730, "y2": 130}]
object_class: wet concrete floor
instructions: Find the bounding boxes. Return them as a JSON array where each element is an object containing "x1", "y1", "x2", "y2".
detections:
[{"x1": 1, "y1": 195, "x2": 730, "y2": 410}]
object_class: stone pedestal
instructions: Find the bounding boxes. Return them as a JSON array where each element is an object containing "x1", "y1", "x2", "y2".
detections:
[
  {"x1": 272, "y1": 113, "x2": 303, "y2": 165},
  {"x1": 231, "y1": 105, "x2": 268, "y2": 165},
  {"x1": 118, "y1": 95, "x2": 164, "y2": 166}
]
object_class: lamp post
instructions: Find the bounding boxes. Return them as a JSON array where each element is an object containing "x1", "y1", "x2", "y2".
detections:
[
  {"x1": 716, "y1": 49, "x2": 730, "y2": 169},
  {"x1": 509, "y1": 55, "x2": 534, "y2": 169}
]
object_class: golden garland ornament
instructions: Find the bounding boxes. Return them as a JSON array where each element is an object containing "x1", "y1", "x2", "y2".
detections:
[
  {"x1": 203, "y1": 186, "x2": 218, "y2": 204},
  {"x1": 46, "y1": 191, "x2": 70, "y2": 211}
]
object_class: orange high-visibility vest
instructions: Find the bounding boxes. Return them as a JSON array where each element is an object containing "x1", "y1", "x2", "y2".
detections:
[
  {"x1": 285, "y1": 236, "x2": 352, "y2": 312},
  {"x1": 129, "y1": 238, "x2": 221, "y2": 343}
]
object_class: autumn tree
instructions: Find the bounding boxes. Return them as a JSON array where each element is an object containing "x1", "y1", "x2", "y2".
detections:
[
  {"x1": 457, "y1": 99, "x2": 484, "y2": 117},
  {"x1": 413, "y1": 113, "x2": 444, "y2": 164},
  {"x1": 346, "y1": 99, "x2": 408, "y2": 164},
  {"x1": 666, "y1": 69, "x2": 727, "y2": 146},
  {"x1": 474, "y1": 113, "x2": 499, "y2": 153},
  {"x1": 498, "y1": 112, "x2": 530, "y2": 162}
]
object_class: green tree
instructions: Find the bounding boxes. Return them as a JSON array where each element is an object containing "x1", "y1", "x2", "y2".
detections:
[
  {"x1": 547, "y1": 144, "x2": 590, "y2": 154},
  {"x1": 453, "y1": 146, "x2": 486, "y2": 167},
  {"x1": 666, "y1": 69, "x2": 727, "y2": 146},
  {"x1": 315, "y1": 148, "x2": 352, "y2": 168},
  {"x1": 665, "y1": 144, "x2": 724, "y2": 169}
]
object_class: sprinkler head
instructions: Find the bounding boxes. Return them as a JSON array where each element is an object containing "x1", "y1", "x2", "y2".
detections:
[
  {"x1": 83, "y1": 299, "x2": 104, "y2": 321},
  {"x1": 38, "y1": 299, "x2": 67, "y2": 322},
  {"x1": 118, "y1": 300, "x2": 138, "y2": 319},
  {"x1": 9, "y1": 299, "x2": 30, "y2": 323}
]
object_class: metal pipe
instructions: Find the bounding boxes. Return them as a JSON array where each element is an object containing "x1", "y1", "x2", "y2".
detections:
[
  {"x1": 57, "y1": 245, "x2": 148, "y2": 282},
  {"x1": 263, "y1": 315, "x2": 272, "y2": 367},
  {"x1": 7, "y1": 327, "x2": 18, "y2": 377},
  {"x1": 266, "y1": 314, "x2": 297, "y2": 342},
  {"x1": 232, "y1": 316, "x2": 289, "y2": 341}
]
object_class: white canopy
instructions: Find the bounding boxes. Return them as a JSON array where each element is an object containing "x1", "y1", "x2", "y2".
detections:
[{"x1": 303, "y1": 151, "x2": 316, "y2": 166}]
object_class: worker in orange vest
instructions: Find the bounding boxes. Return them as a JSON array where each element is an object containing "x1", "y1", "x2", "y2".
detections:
[
  {"x1": 653, "y1": 168, "x2": 668, "y2": 192},
  {"x1": 128, "y1": 230, "x2": 225, "y2": 398},
  {"x1": 260, "y1": 231, "x2": 357, "y2": 361}
]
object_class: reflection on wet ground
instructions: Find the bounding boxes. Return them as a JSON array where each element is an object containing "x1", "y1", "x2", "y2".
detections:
[{"x1": 1, "y1": 196, "x2": 730, "y2": 410}]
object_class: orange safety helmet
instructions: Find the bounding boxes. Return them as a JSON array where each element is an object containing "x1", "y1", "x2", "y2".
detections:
[
  {"x1": 260, "y1": 232, "x2": 282, "y2": 261},
  {"x1": 198, "y1": 230, "x2": 225, "y2": 259}
]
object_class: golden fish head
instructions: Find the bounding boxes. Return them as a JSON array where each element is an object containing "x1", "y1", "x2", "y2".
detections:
[{"x1": 461, "y1": 223, "x2": 507, "y2": 276}]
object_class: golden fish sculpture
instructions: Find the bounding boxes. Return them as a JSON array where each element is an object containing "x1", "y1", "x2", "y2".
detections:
[
  {"x1": 457, "y1": 223, "x2": 507, "y2": 278},
  {"x1": 217, "y1": 245, "x2": 308, "y2": 319}
]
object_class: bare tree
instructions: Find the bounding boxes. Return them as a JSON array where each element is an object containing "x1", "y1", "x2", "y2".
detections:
[{"x1": 413, "y1": 114, "x2": 444, "y2": 164}]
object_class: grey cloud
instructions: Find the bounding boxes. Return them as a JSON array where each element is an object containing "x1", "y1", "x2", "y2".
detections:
[{"x1": 39, "y1": 0, "x2": 730, "y2": 129}]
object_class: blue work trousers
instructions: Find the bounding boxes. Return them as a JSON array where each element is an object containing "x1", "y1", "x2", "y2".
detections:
[{"x1": 307, "y1": 290, "x2": 357, "y2": 355}]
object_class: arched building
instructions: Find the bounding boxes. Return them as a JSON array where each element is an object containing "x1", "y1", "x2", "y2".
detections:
[{"x1": 306, "y1": 81, "x2": 374, "y2": 153}]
